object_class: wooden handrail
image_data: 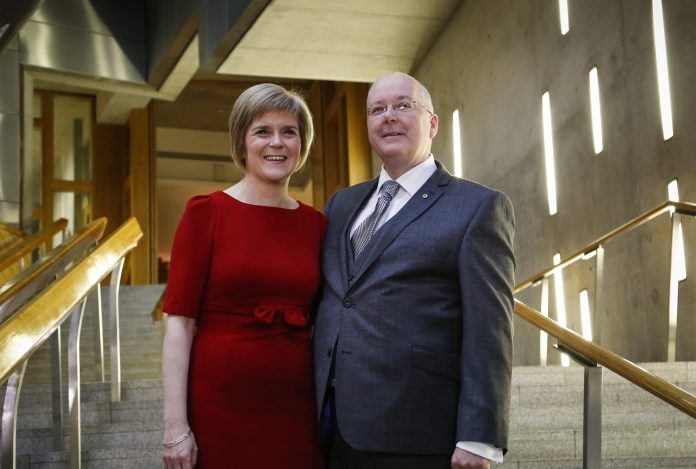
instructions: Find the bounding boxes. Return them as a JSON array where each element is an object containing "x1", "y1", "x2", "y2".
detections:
[
  {"x1": 515, "y1": 201, "x2": 696, "y2": 293},
  {"x1": 0, "y1": 219, "x2": 69, "y2": 275},
  {"x1": 0, "y1": 217, "x2": 142, "y2": 384},
  {"x1": 0, "y1": 223, "x2": 25, "y2": 252},
  {"x1": 515, "y1": 299, "x2": 696, "y2": 418},
  {"x1": 0, "y1": 218, "x2": 107, "y2": 322}
]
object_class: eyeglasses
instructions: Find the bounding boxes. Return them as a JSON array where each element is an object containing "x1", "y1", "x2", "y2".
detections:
[{"x1": 366, "y1": 100, "x2": 433, "y2": 117}]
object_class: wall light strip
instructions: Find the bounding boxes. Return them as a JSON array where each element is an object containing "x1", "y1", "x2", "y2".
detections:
[
  {"x1": 652, "y1": 0, "x2": 674, "y2": 140},
  {"x1": 553, "y1": 253, "x2": 569, "y2": 366},
  {"x1": 559, "y1": 0, "x2": 570, "y2": 35},
  {"x1": 579, "y1": 289, "x2": 593, "y2": 341},
  {"x1": 589, "y1": 67, "x2": 603, "y2": 154},
  {"x1": 452, "y1": 109, "x2": 463, "y2": 177},
  {"x1": 667, "y1": 178, "x2": 679, "y2": 202},
  {"x1": 668, "y1": 179, "x2": 687, "y2": 281},
  {"x1": 540, "y1": 278, "x2": 550, "y2": 366},
  {"x1": 542, "y1": 92, "x2": 558, "y2": 216}
]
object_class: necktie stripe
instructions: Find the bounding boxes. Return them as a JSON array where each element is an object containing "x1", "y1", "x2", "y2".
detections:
[{"x1": 351, "y1": 180, "x2": 400, "y2": 259}]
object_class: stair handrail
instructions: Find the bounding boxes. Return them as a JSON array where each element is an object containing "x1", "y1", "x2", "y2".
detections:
[
  {"x1": 0, "y1": 217, "x2": 142, "y2": 469},
  {"x1": 0, "y1": 218, "x2": 107, "y2": 323},
  {"x1": 515, "y1": 200, "x2": 696, "y2": 293},
  {"x1": 0, "y1": 223, "x2": 25, "y2": 253},
  {"x1": 515, "y1": 299, "x2": 696, "y2": 418},
  {"x1": 0, "y1": 217, "x2": 141, "y2": 383},
  {"x1": 0, "y1": 218, "x2": 69, "y2": 276}
]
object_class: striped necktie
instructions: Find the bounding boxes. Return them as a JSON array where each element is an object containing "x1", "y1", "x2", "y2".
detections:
[{"x1": 351, "y1": 180, "x2": 401, "y2": 259}]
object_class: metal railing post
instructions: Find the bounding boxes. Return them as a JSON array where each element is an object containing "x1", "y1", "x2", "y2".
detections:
[
  {"x1": 556, "y1": 343, "x2": 603, "y2": 468},
  {"x1": 109, "y1": 258, "x2": 125, "y2": 402},
  {"x1": 1, "y1": 362, "x2": 28, "y2": 469},
  {"x1": 68, "y1": 298, "x2": 87, "y2": 469},
  {"x1": 50, "y1": 327, "x2": 63, "y2": 450},
  {"x1": 92, "y1": 283, "x2": 105, "y2": 382},
  {"x1": 583, "y1": 365, "x2": 603, "y2": 468}
]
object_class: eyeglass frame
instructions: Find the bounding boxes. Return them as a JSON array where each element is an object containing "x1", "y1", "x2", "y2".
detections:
[{"x1": 366, "y1": 100, "x2": 434, "y2": 117}]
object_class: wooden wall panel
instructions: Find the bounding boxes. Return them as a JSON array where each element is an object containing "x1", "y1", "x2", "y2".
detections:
[
  {"x1": 128, "y1": 106, "x2": 157, "y2": 284},
  {"x1": 93, "y1": 124, "x2": 128, "y2": 236}
]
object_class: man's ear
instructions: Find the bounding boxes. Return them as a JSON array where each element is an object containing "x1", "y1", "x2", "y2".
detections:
[{"x1": 429, "y1": 113, "x2": 439, "y2": 139}]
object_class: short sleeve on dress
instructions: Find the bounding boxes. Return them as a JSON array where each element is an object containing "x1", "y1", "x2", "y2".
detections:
[{"x1": 163, "y1": 195, "x2": 217, "y2": 319}]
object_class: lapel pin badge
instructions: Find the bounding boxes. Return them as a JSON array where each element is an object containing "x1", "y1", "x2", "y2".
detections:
[{"x1": 421, "y1": 193, "x2": 428, "y2": 199}]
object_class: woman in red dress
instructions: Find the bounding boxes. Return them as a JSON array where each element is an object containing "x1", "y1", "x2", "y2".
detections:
[{"x1": 161, "y1": 83, "x2": 326, "y2": 469}]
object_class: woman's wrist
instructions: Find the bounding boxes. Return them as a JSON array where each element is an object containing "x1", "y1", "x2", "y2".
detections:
[
  {"x1": 163, "y1": 419, "x2": 190, "y2": 437},
  {"x1": 163, "y1": 427, "x2": 193, "y2": 447}
]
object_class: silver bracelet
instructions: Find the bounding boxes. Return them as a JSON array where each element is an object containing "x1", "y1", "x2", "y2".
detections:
[{"x1": 163, "y1": 428, "x2": 192, "y2": 447}]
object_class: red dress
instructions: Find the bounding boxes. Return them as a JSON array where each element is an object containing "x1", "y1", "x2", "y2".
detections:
[{"x1": 164, "y1": 191, "x2": 327, "y2": 468}]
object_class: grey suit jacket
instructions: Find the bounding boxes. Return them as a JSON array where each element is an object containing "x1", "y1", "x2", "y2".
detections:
[{"x1": 313, "y1": 162, "x2": 515, "y2": 455}]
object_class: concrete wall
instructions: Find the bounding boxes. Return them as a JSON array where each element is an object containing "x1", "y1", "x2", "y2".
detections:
[
  {"x1": 0, "y1": 38, "x2": 21, "y2": 227},
  {"x1": 414, "y1": 0, "x2": 696, "y2": 364}
]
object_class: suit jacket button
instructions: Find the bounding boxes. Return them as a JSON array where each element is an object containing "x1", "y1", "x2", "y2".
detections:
[
  {"x1": 343, "y1": 299, "x2": 353, "y2": 308},
  {"x1": 327, "y1": 347, "x2": 333, "y2": 356},
  {"x1": 347, "y1": 273, "x2": 354, "y2": 281}
]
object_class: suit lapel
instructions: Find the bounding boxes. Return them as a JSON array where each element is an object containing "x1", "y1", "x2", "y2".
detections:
[{"x1": 351, "y1": 164, "x2": 452, "y2": 284}]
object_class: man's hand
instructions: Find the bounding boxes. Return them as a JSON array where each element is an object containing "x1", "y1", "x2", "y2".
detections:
[{"x1": 451, "y1": 447, "x2": 490, "y2": 469}]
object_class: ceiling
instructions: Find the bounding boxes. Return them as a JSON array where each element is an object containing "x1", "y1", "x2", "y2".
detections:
[{"x1": 216, "y1": 0, "x2": 462, "y2": 82}]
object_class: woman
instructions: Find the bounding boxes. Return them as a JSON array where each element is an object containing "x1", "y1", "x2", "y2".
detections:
[{"x1": 161, "y1": 83, "x2": 326, "y2": 469}]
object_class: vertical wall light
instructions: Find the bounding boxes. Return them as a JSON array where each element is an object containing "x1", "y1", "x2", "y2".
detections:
[
  {"x1": 579, "y1": 289, "x2": 593, "y2": 341},
  {"x1": 559, "y1": 0, "x2": 570, "y2": 35},
  {"x1": 553, "y1": 253, "x2": 569, "y2": 366},
  {"x1": 668, "y1": 179, "x2": 687, "y2": 281},
  {"x1": 540, "y1": 278, "x2": 550, "y2": 366},
  {"x1": 452, "y1": 109, "x2": 463, "y2": 177},
  {"x1": 652, "y1": 0, "x2": 674, "y2": 140},
  {"x1": 667, "y1": 179, "x2": 685, "y2": 361},
  {"x1": 542, "y1": 92, "x2": 558, "y2": 216},
  {"x1": 589, "y1": 67, "x2": 603, "y2": 154}
]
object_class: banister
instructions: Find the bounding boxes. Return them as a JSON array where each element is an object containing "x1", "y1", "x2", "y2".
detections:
[
  {"x1": 514, "y1": 299, "x2": 696, "y2": 418},
  {"x1": 0, "y1": 218, "x2": 107, "y2": 321},
  {"x1": 0, "y1": 219, "x2": 69, "y2": 275},
  {"x1": 0, "y1": 217, "x2": 142, "y2": 384},
  {"x1": 515, "y1": 200, "x2": 696, "y2": 293}
]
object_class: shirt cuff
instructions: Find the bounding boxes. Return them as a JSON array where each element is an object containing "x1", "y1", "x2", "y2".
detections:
[{"x1": 455, "y1": 441, "x2": 504, "y2": 464}]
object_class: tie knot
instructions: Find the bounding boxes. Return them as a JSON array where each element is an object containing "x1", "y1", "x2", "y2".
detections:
[{"x1": 380, "y1": 180, "x2": 400, "y2": 199}]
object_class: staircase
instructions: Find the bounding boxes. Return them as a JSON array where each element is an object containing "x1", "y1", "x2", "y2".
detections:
[
  {"x1": 2, "y1": 285, "x2": 695, "y2": 468},
  {"x1": 2, "y1": 285, "x2": 165, "y2": 468},
  {"x1": 504, "y1": 363, "x2": 696, "y2": 468}
]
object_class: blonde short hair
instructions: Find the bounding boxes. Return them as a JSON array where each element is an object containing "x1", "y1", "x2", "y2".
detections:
[{"x1": 228, "y1": 83, "x2": 314, "y2": 172}]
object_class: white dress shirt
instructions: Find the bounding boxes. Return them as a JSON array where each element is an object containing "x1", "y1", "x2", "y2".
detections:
[
  {"x1": 350, "y1": 155, "x2": 504, "y2": 464},
  {"x1": 350, "y1": 155, "x2": 438, "y2": 236}
]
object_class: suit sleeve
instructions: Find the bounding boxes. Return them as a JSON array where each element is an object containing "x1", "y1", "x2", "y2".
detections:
[{"x1": 456, "y1": 190, "x2": 515, "y2": 452}]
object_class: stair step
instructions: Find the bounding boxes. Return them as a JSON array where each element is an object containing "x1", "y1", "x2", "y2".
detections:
[
  {"x1": 505, "y1": 426, "x2": 696, "y2": 460},
  {"x1": 17, "y1": 446, "x2": 161, "y2": 469},
  {"x1": 499, "y1": 456, "x2": 696, "y2": 469}
]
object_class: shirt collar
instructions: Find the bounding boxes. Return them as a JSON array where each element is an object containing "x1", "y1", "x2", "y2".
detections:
[{"x1": 378, "y1": 154, "x2": 437, "y2": 197}]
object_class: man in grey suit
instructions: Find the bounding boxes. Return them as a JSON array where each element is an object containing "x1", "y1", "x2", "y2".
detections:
[{"x1": 313, "y1": 72, "x2": 515, "y2": 469}]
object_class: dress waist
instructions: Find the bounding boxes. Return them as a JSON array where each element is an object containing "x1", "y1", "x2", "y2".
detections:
[{"x1": 199, "y1": 304, "x2": 310, "y2": 328}]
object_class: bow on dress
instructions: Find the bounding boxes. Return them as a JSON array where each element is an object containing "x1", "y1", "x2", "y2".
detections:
[{"x1": 253, "y1": 305, "x2": 308, "y2": 326}]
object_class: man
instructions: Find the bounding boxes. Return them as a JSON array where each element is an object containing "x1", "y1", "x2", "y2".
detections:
[{"x1": 313, "y1": 72, "x2": 515, "y2": 469}]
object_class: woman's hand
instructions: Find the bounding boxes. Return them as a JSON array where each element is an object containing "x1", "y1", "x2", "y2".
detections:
[
  {"x1": 162, "y1": 315, "x2": 198, "y2": 468},
  {"x1": 162, "y1": 427, "x2": 198, "y2": 469}
]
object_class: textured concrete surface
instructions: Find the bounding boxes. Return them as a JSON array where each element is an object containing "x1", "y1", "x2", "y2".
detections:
[{"x1": 415, "y1": 0, "x2": 696, "y2": 365}]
